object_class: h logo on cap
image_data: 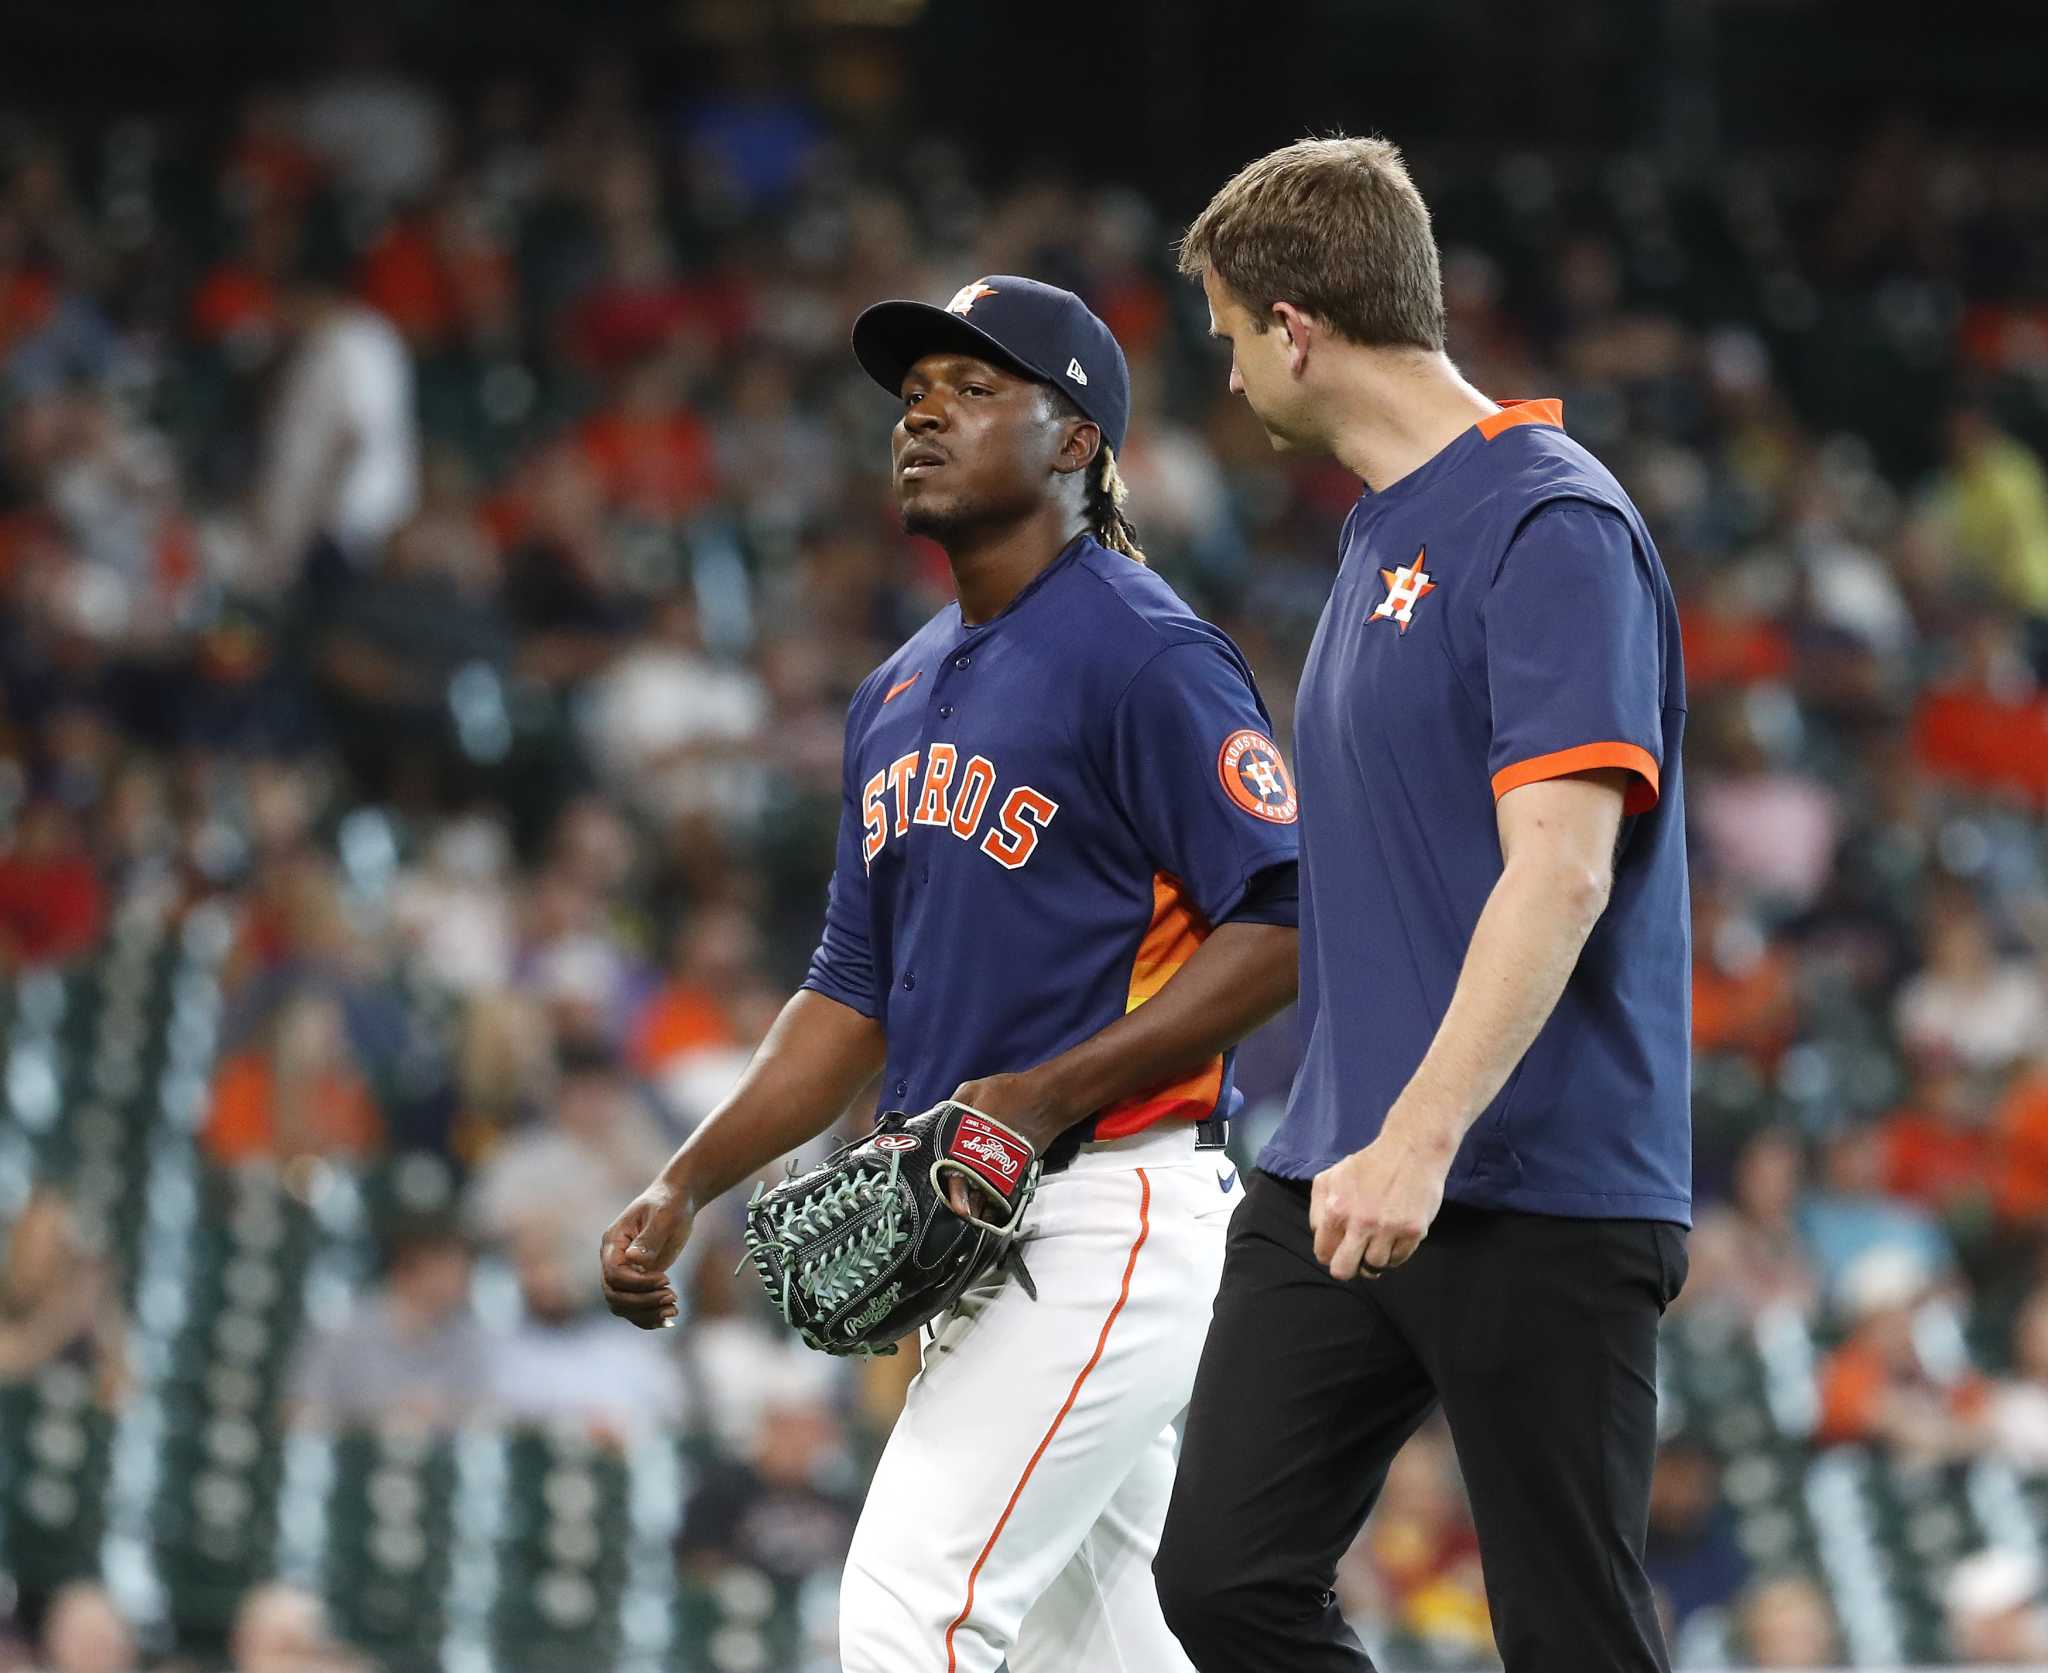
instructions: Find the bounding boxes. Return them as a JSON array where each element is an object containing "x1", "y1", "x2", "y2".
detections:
[
  {"x1": 1065, "y1": 358, "x2": 1088, "y2": 386},
  {"x1": 946, "y1": 281, "x2": 997, "y2": 315}
]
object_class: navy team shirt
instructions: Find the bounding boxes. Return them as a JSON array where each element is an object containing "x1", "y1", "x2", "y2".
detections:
[
  {"x1": 804, "y1": 535, "x2": 1300, "y2": 1137},
  {"x1": 1263, "y1": 401, "x2": 1693, "y2": 1224}
]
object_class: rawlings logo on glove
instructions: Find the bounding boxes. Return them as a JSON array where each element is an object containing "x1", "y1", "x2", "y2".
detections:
[
  {"x1": 742, "y1": 1100, "x2": 1042, "y2": 1357},
  {"x1": 949, "y1": 1113, "x2": 1031, "y2": 1188}
]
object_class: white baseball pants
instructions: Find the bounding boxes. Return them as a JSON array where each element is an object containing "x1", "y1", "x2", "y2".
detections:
[{"x1": 840, "y1": 1121, "x2": 1240, "y2": 1672}]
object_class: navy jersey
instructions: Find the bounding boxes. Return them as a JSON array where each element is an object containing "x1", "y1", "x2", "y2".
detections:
[
  {"x1": 1263, "y1": 401, "x2": 1692, "y2": 1224},
  {"x1": 803, "y1": 536, "x2": 1300, "y2": 1136}
]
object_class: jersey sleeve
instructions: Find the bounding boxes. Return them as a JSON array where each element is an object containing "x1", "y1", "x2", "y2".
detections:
[
  {"x1": 1228, "y1": 858, "x2": 1300, "y2": 928},
  {"x1": 1106, "y1": 639, "x2": 1302, "y2": 925},
  {"x1": 799, "y1": 730, "x2": 881, "y2": 1019},
  {"x1": 1483, "y1": 503, "x2": 1665, "y2": 816}
]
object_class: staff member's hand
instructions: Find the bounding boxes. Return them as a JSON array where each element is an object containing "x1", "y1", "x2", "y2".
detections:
[{"x1": 1310, "y1": 1130, "x2": 1449, "y2": 1281}]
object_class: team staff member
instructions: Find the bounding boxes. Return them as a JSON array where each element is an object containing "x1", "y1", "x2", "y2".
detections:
[
  {"x1": 1157, "y1": 137, "x2": 1691, "y2": 1673},
  {"x1": 600, "y1": 277, "x2": 1301, "y2": 1671}
]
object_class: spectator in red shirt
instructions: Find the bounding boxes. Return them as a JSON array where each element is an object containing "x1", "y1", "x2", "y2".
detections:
[
  {"x1": 1912, "y1": 611, "x2": 2048, "y2": 804},
  {"x1": 189, "y1": 207, "x2": 298, "y2": 348},
  {"x1": 0, "y1": 796, "x2": 104, "y2": 970},
  {"x1": 355, "y1": 190, "x2": 516, "y2": 352},
  {"x1": 574, "y1": 354, "x2": 719, "y2": 524}
]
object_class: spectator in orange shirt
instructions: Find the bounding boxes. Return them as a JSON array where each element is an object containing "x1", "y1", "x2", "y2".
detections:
[
  {"x1": 1878, "y1": 1051, "x2": 2000, "y2": 1224},
  {"x1": 1815, "y1": 1247, "x2": 1989, "y2": 1460},
  {"x1": 1679, "y1": 581, "x2": 1795, "y2": 697},
  {"x1": 203, "y1": 991, "x2": 384, "y2": 1168},
  {"x1": 1691, "y1": 877, "x2": 1801, "y2": 1068},
  {"x1": 630, "y1": 901, "x2": 763, "y2": 1076},
  {"x1": 1990, "y1": 1066, "x2": 2048, "y2": 1225}
]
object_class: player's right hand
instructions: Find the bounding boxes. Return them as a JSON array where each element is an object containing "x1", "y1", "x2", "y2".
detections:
[{"x1": 599, "y1": 1184, "x2": 693, "y2": 1330}]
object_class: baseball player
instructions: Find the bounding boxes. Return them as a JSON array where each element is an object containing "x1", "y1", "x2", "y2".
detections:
[
  {"x1": 599, "y1": 276, "x2": 1301, "y2": 1672},
  {"x1": 1157, "y1": 139, "x2": 1691, "y2": 1672}
]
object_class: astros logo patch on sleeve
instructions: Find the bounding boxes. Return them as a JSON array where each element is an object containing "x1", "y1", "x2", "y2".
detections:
[{"x1": 1218, "y1": 729, "x2": 1299, "y2": 824}]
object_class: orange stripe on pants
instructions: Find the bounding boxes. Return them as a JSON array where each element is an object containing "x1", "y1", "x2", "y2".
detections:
[{"x1": 942, "y1": 1168, "x2": 1154, "y2": 1670}]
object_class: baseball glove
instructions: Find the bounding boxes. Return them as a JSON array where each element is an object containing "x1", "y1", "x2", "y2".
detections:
[{"x1": 742, "y1": 1100, "x2": 1042, "y2": 1357}]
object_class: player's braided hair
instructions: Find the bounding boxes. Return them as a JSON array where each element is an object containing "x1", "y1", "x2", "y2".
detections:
[{"x1": 1045, "y1": 387, "x2": 1147, "y2": 565}]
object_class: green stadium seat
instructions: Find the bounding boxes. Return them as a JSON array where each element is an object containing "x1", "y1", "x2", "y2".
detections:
[
  {"x1": 0, "y1": 1365, "x2": 115, "y2": 1596},
  {"x1": 317, "y1": 1428, "x2": 459, "y2": 1666},
  {"x1": 488, "y1": 1429, "x2": 632, "y2": 1668}
]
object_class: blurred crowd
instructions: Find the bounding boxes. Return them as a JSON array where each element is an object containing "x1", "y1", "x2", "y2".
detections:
[{"x1": 2, "y1": 31, "x2": 2048, "y2": 1671}]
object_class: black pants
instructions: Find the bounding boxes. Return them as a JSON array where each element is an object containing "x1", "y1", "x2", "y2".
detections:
[{"x1": 1155, "y1": 1171, "x2": 1687, "y2": 1672}]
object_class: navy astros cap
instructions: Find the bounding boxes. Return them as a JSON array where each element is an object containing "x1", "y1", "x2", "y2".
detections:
[{"x1": 852, "y1": 275, "x2": 1132, "y2": 454}]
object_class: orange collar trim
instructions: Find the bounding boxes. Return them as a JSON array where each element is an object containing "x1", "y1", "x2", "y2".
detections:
[{"x1": 1475, "y1": 398, "x2": 1565, "y2": 441}]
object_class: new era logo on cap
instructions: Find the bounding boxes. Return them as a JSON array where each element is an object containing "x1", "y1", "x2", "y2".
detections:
[{"x1": 1066, "y1": 358, "x2": 1088, "y2": 386}]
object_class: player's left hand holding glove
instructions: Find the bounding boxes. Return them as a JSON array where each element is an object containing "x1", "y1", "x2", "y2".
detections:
[{"x1": 742, "y1": 1100, "x2": 1042, "y2": 1357}]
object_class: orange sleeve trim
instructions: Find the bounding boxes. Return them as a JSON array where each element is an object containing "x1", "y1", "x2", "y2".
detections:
[
  {"x1": 943, "y1": 1169, "x2": 1151, "y2": 1670},
  {"x1": 1475, "y1": 398, "x2": 1564, "y2": 440},
  {"x1": 1491, "y1": 741, "x2": 1659, "y2": 814}
]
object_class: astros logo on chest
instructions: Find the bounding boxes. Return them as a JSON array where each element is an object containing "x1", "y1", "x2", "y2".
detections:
[
  {"x1": 1368, "y1": 547, "x2": 1436, "y2": 633},
  {"x1": 860, "y1": 744, "x2": 1058, "y2": 872}
]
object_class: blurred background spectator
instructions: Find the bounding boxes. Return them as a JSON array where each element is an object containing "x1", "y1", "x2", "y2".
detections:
[
  {"x1": 1942, "y1": 1547, "x2": 2048, "y2": 1666},
  {"x1": 224, "y1": 1583, "x2": 363, "y2": 1673},
  {"x1": 284, "y1": 1220, "x2": 487, "y2": 1431},
  {"x1": 0, "y1": 0, "x2": 2043, "y2": 1666},
  {"x1": 1646, "y1": 1434, "x2": 1752, "y2": 1640},
  {"x1": 36, "y1": 1581, "x2": 140, "y2": 1673},
  {"x1": 0, "y1": 1189, "x2": 128, "y2": 1408},
  {"x1": 1734, "y1": 1574, "x2": 1843, "y2": 1669}
]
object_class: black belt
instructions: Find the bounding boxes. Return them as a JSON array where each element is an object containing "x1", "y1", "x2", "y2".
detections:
[{"x1": 1042, "y1": 1113, "x2": 1229, "y2": 1175}]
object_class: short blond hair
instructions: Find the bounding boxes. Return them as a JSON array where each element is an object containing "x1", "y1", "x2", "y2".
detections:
[{"x1": 1178, "y1": 135, "x2": 1445, "y2": 352}]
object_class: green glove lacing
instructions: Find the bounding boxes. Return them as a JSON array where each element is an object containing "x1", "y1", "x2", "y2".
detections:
[{"x1": 750, "y1": 1151, "x2": 907, "y2": 1335}]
